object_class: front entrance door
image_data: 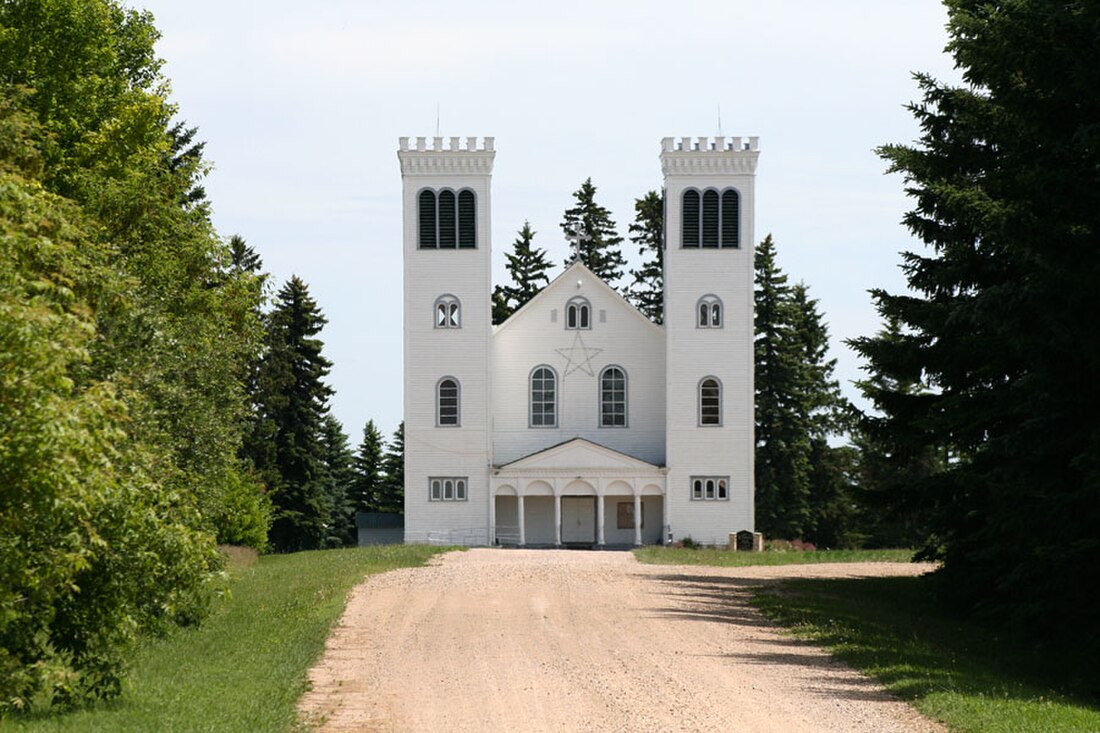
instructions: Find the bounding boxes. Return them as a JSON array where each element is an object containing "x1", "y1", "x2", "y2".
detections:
[{"x1": 560, "y1": 496, "x2": 596, "y2": 544}]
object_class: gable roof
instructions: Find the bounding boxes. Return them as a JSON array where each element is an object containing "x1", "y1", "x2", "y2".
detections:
[
  {"x1": 494, "y1": 437, "x2": 663, "y2": 472},
  {"x1": 493, "y1": 261, "x2": 663, "y2": 336}
]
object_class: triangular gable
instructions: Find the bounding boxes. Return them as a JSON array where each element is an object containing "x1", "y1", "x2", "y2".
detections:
[
  {"x1": 493, "y1": 261, "x2": 663, "y2": 336},
  {"x1": 496, "y1": 438, "x2": 662, "y2": 472}
]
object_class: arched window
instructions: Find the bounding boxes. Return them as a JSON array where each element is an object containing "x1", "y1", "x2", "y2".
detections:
[
  {"x1": 418, "y1": 188, "x2": 477, "y2": 249},
  {"x1": 437, "y1": 377, "x2": 460, "y2": 426},
  {"x1": 529, "y1": 365, "x2": 557, "y2": 427},
  {"x1": 691, "y1": 475, "x2": 729, "y2": 501},
  {"x1": 696, "y1": 294, "x2": 723, "y2": 328},
  {"x1": 434, "y1": 294, "x2": 461, "y2": 328},
  {"x1": 565, "y1": 296, "x2": 591, "y2": 330},
  {"x1": 699, "y1": 377, "x2": 722, "y2": 426},
  {"x1": 600, "y1": 366, "x2": 627, "y2": 427},
  {"x1": 681, "y1": 188, "x2": 740, "y2": 248}
]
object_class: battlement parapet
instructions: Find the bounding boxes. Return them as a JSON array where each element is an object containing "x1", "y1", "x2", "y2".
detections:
[
  {"x1": 659, "y1": 135, "x2": 759, "y2": 176},
  {"x1": 397, "y1": 136, "x2": 495, "y2": 176}
]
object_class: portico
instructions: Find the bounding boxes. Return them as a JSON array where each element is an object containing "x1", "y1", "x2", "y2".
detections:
[{"x1": 490, "y1": 439, "x2": 667, "y2": 547}]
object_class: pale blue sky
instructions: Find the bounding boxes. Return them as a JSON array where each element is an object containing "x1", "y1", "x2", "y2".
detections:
[{"x1": 134, "y1": 0, "x2": 958, "y2": 441}]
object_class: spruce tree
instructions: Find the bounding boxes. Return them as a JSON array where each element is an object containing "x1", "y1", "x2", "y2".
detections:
[
  {"x1": 625, "y1": 191, "x2": 664, "y2": 323},
  {"x1": 852, "y1": 0, "x2": 1100, "y2": 635},
  {"x1": 849, "y1": 317, "x2": 944, "y2": 548},
  {"x1": 248, "y1": 276, "x2": 335, "y2": 551},
  {"x1": 377, "y1": 422, "x2": 405, "y2": 514},
  {"x1": 351, "y1": 419, "x2": 386, "y2": 512},
  {"x1": 560, "y1": 178, "x2": 627, "y2": 286},
  {"x1": 492, "y1": 221, "x2": 552, "y2": 323},
  {"x1": 321, "y1": 414, "x2": 357, "y2": 547}
]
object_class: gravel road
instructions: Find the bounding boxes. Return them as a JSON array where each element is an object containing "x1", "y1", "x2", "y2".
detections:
[{"x1": 300, "y1": 549, "x2": 944, "y2": 733}]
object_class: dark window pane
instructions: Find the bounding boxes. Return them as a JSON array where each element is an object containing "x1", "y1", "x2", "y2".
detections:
[
  {"x1": 702, "y1": 190, "x2": 719, "y2": 247},
  {"x1": 439, "y1": 190, "x2": 456, "y2": 248},
  {"x1": 682, "y1": 190, "x2": 700, "y2": 247},
  {"x1": 419, "y1": 190, "x2": 436, "y2": 248},
  {"x1": 458, "y1": 190, "x2": 476, "y2": 248},
  {"x1": 721, "y1": 189, "x2": 740, "y2": 247}
]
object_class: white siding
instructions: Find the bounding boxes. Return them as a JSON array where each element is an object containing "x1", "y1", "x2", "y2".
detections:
[{"x1": 492, "y1": 266, "x2": 666, "y2": 466}]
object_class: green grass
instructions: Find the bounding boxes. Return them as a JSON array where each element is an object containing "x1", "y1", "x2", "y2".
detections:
[
  {"x1": 8, "y1": 545, "x2": 455, "y2": 733},
  {"x1": 752, "y1": 575, "x2": 1100, "y2": 732},
  {"x1": 633, "y1": 546, "x2": 915, "y2": 566}
]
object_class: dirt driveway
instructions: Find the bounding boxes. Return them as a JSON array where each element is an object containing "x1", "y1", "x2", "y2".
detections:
[{"x1": 300, "y1": 549, "x2": 944, "y2": 733}]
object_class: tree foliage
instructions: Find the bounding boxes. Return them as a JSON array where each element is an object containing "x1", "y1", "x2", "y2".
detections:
[
  {"x1": 754, "y1": 236, "x2": 850, "y2": 544},
  {"x1": 246, "y1": 276, "x2": 336, "y2": 553},
  {"x1": 625, "y1": 190, "x2": 664, "y2": 323},
  {"x1": 320, "y1": 414, "x2": 357, "y2": 548},
  {"x1": 560, "y1": 178, "x2": 627, "y2": 286},
  {"x1": 351, "y1": 420, "x2": 387, "y2": 513},
  {"x1": 492, "y1": 221, "x2": 551, "y2": 324},
  {"x1": 377, "y1": 422, "x2": 405, "y2": 514},
  {"x1": 0, "y1": 0, "x2": 268, "y2": 705},
  {"x1": 851, "y1": 0, "x2": 1100, "y2": 637}
]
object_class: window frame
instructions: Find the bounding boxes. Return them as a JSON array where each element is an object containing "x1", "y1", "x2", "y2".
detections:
[
  {"x1": 436, "y1": 376, "x2": 461, "y2": 427},
  {"x1": 698, "y1": 376, "x2": 722, "y2": 426},
  {"x1": 690, "y1": 475, "x2": 730, "y2": 502},
  {"x1": 599, "y1": 365, "x2": 628, "y2": 428},
  {"x1": 433, "y1": 294, "x2": 461, "y2": 329},
  {"x1": 681, "y1": 187, "x2": 741, "y2": 249},
  {"x1": 429, "y1": 476, "x2": 468, "y2": 502},
  {"x1": 529, "y1": 364, "x2": 558, "y2": 428},
  {"x1": 565, "y1": 296, "x2": 592, "y2": 330},
  {"x1": 417, "y1": 187, "x2": 478, "y2": 249},
  {"x1": 696, "y1": 294, "x2": 723, "y2": 329}
]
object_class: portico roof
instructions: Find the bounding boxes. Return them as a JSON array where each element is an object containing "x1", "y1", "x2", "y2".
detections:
[{"x1": 493, "y1": 438, "x2": 665, "y2": 475}]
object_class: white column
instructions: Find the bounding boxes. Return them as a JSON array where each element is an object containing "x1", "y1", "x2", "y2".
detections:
[
  {"x1": 517, "y1": 493, "x2": 526, "y2": 547},
  {"x1": 488, "y1": 482, "x2": 496, "y2": 546},
  {"x1": 596, "y1": 489, "x2": 605, "y2": 547},
  {"x1": 633, "y1": 492, "x2": 643, "y2": 547},
  {"x1": 553, "y1": 491, "x2": 562, "y2": 547}
]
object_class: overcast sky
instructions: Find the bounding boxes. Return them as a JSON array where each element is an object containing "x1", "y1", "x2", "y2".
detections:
[{"x1": 133, "y1": 0, "x2": 959, "y2": 442}]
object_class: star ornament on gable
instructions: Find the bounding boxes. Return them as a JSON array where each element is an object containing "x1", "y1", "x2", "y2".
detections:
[{"x1": 556, "y1": 332, "x2": 603, "y2": 377}]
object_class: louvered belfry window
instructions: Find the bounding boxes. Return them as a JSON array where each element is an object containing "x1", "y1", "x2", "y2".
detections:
[
  {"x1": 681, "y1": 188, "x2": 740, "y2": 248},
  {"x1": 418, "y1": 188, "x2": 477, "y2": 249}
]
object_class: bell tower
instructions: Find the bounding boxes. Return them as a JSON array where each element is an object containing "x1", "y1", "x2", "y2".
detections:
[
  {"x1": 398, "y1": 136, "x2": 494, "y2": 543},
  {"x1": 661, "y1": 135, "x2": 759, "y2": 544}
]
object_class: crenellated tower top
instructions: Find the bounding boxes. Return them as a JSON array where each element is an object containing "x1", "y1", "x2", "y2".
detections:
[
  {"x1": 397, "y1": 136, "x2": 496, "y2": 176},
  {"x1": 659, "y1": 136, "x2": 759, "y2": 176}
]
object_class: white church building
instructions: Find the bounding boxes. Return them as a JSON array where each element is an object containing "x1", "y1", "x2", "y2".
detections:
[{"x1": 399, "y1": 135, "x2": 758, "y2": 547}]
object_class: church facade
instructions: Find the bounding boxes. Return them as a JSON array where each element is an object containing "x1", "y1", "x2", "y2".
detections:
[{"x1": 398, "y1": 135, "x2": 758, "y2": 546}]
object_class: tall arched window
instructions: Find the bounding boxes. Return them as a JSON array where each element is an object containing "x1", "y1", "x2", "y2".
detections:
[
  {"x1": 434, "y1": 294, "x2": 461, "y2": 328},
  {"x1": 696, "y1": 294, "x2": 723, "y2": 328},
  {"x1": 529, "y1": 365, "x2": 557, "y2": 427},
  {"x1": 681, "y1": 188, "x2": 740, "y2": 248},
  {"x1": 699, "y1": 376, "x2": 722, "y2": 426},
  {"x1": 418, "y1": 188, "x2": 477, "y2": 249},
  {"x1": 565, "y1": 296, "x2": 591, "y2": 330},
  {"x1": 600, "y1": 366, "x2": 627, "y2": 427},
  {"x1": 437, "y1": 377, "x2": 460, "y2": 426}
]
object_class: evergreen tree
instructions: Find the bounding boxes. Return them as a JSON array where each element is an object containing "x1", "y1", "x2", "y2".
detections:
[
  {"x1": 351, "y1": 419, "x2": 387, "y2": 512},
  {"x1": 248, "y1": 276, "x2": 335, "y2": 552},
  {"x1": 560, "y1": 178, "x2": 627, "y2": 285},
  {"x1": 625, "y1": 191, "x2": 664, "y2": 323},
  {"x1": 754, "y1": 235, "x2": 811, "y2": 538},
  {"x1": 849, "y1": 317, "x2": 944, "y2": 548},
  {"x1": 377, "y1": 422, "x2": 405, "y2": 514},
  {"x1": 852, "y1": 0, "x2": 1100, "y2": 636},
  {"x1": 492, "y1": 221, "x2": 552, "y2": 323},
  {"x1": 321, "y1": 414, "x2": 357, "y2": 548}
]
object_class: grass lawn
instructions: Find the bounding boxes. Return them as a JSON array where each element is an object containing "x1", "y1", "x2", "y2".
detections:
[
  {"x1": 8, "y1": 545, "x2": 454, "y2": 733},
  {"x1": 753, "y1": 575, "x2": 1100, "y2": 733},
  {"x1": 633, "y1": 546, "x2": 915, "y2": 566}
]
